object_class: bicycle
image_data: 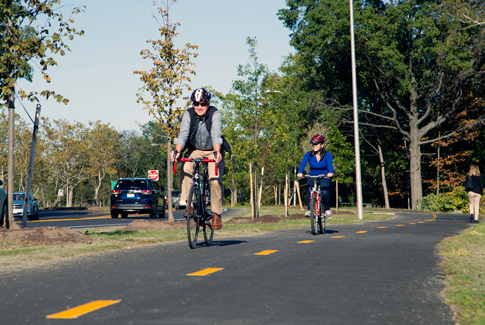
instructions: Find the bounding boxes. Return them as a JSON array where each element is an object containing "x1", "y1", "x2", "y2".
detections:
[
  {"x1": 173, "y1": 151, "x2": 218, "y2": 249},
  {"x1": 302, "y1": 175, "x2": 330, "y2": 235}
]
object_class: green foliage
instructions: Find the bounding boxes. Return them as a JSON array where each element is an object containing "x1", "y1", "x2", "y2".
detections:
[
  {"x1": 0, "y1": 0, "x2": 84, "y2": 104},
  {"x1": 419, "y1": 186, "x2": 469, "y2": 213},
  {"x1": 134, "y1": 0, "x2": 198, "y2": 139},
  {"x1": 278, "y1": 0, "x2": 485, "y2": 207}
]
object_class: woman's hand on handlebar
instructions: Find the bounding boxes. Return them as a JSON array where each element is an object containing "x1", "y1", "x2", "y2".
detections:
[{"x1": 297, "y1": 173, "x2": 303, "y2": 178}]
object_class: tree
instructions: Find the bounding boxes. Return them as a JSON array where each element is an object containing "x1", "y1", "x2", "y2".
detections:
[
  {"x1": 1, "y1": 0, "x2": 84, "y2": 227},
  {"x1": 278, "y1": 0, "x2": 485, "y2": 208},
  {"x1": 134, "y1": 0, "x2": 197, "y2": 222},
  {"x1": 43, "y1": 119, "x2": 87, "y2": 207},
  {"x1": 85, "y1": 121, "x2": 119, "y2": 207},
  {"x1": 227, "y1": 37, "x2": 271, "y2": 217}
]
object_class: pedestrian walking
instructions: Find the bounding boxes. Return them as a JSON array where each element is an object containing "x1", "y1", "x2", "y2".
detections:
[{"x1": 465, "y1": 164, "x2": 483, "y2": 223}]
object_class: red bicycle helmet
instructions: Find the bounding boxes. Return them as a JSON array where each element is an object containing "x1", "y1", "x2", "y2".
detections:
[
  {"x1": 191, "y1": 88, "x2": 211, "y2": 103},
  {"x1": 310, "y1": 134, "x2": 325, "y2": 145}
]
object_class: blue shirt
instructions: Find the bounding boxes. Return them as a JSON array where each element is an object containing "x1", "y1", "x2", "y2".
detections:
[{"x1": 298, "y1": 151, "x2": 334, "y2": 176}]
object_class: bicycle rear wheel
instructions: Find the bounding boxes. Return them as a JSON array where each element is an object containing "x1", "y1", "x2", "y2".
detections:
[
  {"x1": 186, "y1": 184, "x2": 200, "y2": 249},
  {"x1": 310, "y1": 195, "x2": 318, "y2": 235},
  {"x1": 203, "y1": 212, "x2": 214, "y2": 246}
]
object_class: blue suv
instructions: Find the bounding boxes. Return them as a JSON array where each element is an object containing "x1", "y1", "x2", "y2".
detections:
[{"x1": 110, "y1": 178, "x2": 166, "y2": 218}]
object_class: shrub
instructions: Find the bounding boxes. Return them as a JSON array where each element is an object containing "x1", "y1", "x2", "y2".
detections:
[{"x1": 419, "y1": 186, "x2": 469, "y2": 213}]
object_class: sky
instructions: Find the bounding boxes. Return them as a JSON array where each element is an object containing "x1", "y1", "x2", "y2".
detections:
[{"x1": 16, "y1": 0, "x2": 295, "y2": 132}]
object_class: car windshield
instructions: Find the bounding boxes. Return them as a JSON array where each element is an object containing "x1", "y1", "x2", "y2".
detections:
[
  {"x1": 14, "y1": 193, "x2": 25, "y2": 201},
  {"x1": 115, "y1": 180, "x2": 148, "y2": 190},
  {"x1": 172, "y1": 191, "x2": 180, "y2": 196}
]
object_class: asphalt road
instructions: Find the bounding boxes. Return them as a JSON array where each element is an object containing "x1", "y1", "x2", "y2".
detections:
[{"x1": 1, "y1": 211, "x2": 473, "y2": 324}]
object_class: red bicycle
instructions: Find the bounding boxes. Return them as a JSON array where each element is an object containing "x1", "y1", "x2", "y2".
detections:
[
  {"x1": 173, "y1": 152, "x2": 218, "y2": 249},
  {"x1": 303, "y1": 175, "x2": 330, "y2": 235}
]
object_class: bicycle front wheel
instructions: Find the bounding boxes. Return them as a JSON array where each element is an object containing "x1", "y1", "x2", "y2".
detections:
[
  {"x1": 310, "y1": 195, "x2": 318, "y2": 235},
  {"x1": 318, "y1": 211, "x2": 324, "y2": 234},
  {"x1": 203, "y1": 212, "x2": 214, "y2": 246},
  {"x1": 186, "y1": 184, "x2": 200, "y2": 249}
]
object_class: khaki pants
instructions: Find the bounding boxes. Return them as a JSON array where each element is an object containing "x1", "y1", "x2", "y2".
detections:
[
  {"x1": 181, "y1": 150, "x2": 224, "y2": 215},
  {"x1": 468, "y1": 191, "x2": 481, "y2": 219}
]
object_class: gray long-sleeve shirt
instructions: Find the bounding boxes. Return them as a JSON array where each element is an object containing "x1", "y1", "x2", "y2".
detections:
[{"x1": 174, "y1": 108, "x2": 223, "y2": 151}]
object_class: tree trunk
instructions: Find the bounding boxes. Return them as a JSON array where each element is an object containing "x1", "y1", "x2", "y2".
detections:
[
  {"x1": 167, "y1": 137, "x2": 174, "y2": 222},
  {"x1": 284, "y1": 172, "x2": 288, "y2": 217},
  {"x1": 7, "y1": 87, "x2": 19, "y2": 229},
  {"x1": 274, "y1": 186, "x2": 277, "y2": 205},
  {"x1": 253, "y1": 165, "x2": 258, "y2": 218},
  {"x1": 250, "y1": 163, "x2": 254, "y2": 220},
  {"x1": 69, "y1": 186, "x2": 74, "y2": 207},
  {"x1": 257, "y1": 167, "x2": 264, "y2": 217},
  {"x1": 378, "y1": 144, "x2": 390, "y2": 209},
  {"x1": 231, "y1": 168, "x2": 237, "y2": 207},
  {"x1": 409, "y1": 134, "x2": 422, "y2": 209},
  {"x1": 296, "y1": 181, "x2": 303, "y2": 211}
]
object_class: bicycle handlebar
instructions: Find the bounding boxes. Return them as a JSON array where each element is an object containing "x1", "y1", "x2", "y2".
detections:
[
  {"x1": 172, "y1": 152, "x2": 218, "y2": 177},
  {"x1": 300, "y1": 175, "x2": 331, "y2": 179}
]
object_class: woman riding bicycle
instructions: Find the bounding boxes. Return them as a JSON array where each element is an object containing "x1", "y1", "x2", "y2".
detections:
[{"x1": 297, "y1": 134, "x2": 334, "y2": 219}]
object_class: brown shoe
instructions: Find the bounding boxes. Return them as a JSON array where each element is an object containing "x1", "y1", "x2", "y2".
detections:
[
  {"x1": 183, "y1": 206, "x2": 194, "y2": 217},
  {"x1": 212, "y1": 213, "x2": 222, "y2": 230}
]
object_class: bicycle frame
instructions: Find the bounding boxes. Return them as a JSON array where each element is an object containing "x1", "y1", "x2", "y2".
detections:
[
  {"x1": 304, "y1": 175, "x2": 329, "y2": 235},
  {"x1": 307, "y1": 175, "x2": 329, "y2": 216}
]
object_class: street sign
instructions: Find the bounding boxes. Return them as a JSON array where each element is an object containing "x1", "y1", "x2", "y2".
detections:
[
  {"x1": 58, "y1": 189, "x2": 64, "y2": 197},
  {"x1": 148, "y1": 170, "x2": 159, "y2": 181}
]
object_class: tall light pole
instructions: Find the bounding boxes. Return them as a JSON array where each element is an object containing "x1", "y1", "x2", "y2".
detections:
[{"x1": 350, "y1": 0, "x2": 364, "y2": 220}]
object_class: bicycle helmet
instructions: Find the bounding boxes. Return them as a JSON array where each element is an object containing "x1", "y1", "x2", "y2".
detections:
[
  {"x1": 191, "y1": 88, "x2": 211, "y2": 103},
  {"x1": 310, "y1": 134, "x2": 325, "y2": 145}
]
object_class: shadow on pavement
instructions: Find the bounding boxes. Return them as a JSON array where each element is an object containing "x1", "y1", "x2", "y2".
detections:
[{"x1": 211, "y1": 240, "x2": 248, "y2": 247}]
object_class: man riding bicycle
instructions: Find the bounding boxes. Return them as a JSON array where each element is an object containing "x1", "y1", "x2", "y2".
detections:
[
  {"x1": 297, "y1": 134, "x2": 334, "y2": 219},
  {"x1": 170, "y1": 88, "x2": 226, "y2": 230}
]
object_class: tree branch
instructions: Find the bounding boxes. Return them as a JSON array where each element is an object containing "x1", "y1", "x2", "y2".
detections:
[{"x1": 419, "y1": 118, "x2": 485, "y2": 145}]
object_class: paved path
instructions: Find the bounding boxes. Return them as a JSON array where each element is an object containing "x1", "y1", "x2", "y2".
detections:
[{"x1": 0, "y1": 211, "x2": 472, "y2": 324}]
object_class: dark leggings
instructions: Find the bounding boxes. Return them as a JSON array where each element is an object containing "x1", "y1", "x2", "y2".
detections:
[{"x1": 306, "y1": 178, "x2": 331, "y2": 212}]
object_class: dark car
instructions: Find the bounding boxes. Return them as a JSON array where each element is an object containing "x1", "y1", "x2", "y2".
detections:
[{"x1": 110, "y1": 178, "x2": 166, "y2": 219}]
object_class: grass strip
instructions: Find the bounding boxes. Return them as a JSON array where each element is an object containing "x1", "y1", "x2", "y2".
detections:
[{"x1": 439, "y1": 222, "x2": 485, "y2": 324}]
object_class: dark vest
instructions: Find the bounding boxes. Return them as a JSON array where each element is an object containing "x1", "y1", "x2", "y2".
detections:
[{"x1": 186, "y1": 106, "x2": 231, "y2": 155}]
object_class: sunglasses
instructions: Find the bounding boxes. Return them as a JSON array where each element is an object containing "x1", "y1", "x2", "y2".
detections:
[{"x1": 193, "y1": 102, "x2": 208, "y2": 107}]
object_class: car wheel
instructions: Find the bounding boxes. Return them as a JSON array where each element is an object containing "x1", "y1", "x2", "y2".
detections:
[
  {"x1": 159, "y1": 201, "x2": 166, "y2": 218},
  {"x1": 111, "y1": 212, "x2": 119, "y2": 218},
  {"x1": 34, "y1": 208, "x2": 39, "y2": 220},
  {"x1": 121, "y1": 213, "x2": 128, "y2": 218},
  {"x1": 0, "y1": 202, "x2": 6, "y2": 228},
  {"x1": 150, "y1": 203, "x2": 157, "y2": 218}
]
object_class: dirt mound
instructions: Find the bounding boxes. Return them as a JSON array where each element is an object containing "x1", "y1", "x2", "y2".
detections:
[
  {"x1": 227, "y1": 214, "x2": 284, "y2": 225},
  {"x1": 124, "y1": 220, "x2": 186, "y2": 231},
  {"x1": 0, "y1": 226, "x2": 91, "y2": 244}
]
